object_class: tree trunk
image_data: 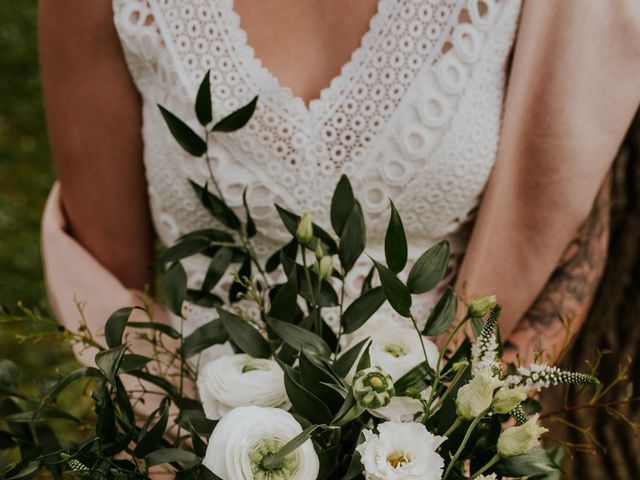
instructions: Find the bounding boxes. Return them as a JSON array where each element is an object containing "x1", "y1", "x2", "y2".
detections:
[{"x1": 544, "y1": 112, "x2": 640, "y2": 479}]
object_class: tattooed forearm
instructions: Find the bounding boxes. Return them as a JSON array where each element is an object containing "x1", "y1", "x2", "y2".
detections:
[{"x1": 503, "y1": 178, "x2": 611, "y2": 365}]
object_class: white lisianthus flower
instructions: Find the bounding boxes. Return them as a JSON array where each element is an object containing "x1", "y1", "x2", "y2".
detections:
[
  {"x1": 455, "y1": 368, "x2": 503, "y2": 420},
  {"x1": 345, "y1": 322, "x2": 439, "y2": 419},
  {"x1": 491, "y1": 386, "x2": 528, "y2": 414},
  {"x1": 357, "y1": 421, "x2": 446, "y2": 480},
  {"x1": 197, "y1": 354, "x2": 290, "y2": 420},
  {"x1": 203, "y1": 406, "x2": 319, "y2": 480},
  {"x1": 497, "y1": 414, "x2": 549, "y2": 457}
]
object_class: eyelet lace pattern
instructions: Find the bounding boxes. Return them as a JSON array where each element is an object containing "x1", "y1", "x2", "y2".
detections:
[{"x1": 112, "y1": 0, "x2": 522, "y2": 350}]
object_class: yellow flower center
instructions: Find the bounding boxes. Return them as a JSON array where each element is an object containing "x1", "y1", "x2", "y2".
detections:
[
  {"x1": 387, "y1": 452, "x2": 410, "y2": 469},
  {"x1": 369, "y1": 377, "x2": 383, "y2": 388},
  {"x1": 384, "y1": 344, "x2": 407, "y2": 358}
]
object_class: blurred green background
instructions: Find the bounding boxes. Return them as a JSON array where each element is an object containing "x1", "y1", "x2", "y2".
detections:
[{"x1": 0, "y1": 2, "x2": 78, "y2": 392}]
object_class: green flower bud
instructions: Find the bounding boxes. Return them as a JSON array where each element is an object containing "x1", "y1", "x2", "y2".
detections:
[
  {"x1": 315, "y1": 256, "x2": 333, "y2": 281},
  {"x1": 315, "y1": 243, "x2": 324, "y2": 259},
  {"x1": 492, "y1": 386, "x2": 528, "y2": 414},
  {"x1": 352, "y1": 366, "x2": 395, "y2": 410},
  {"x1": 296, "y1": 212, "x2": 313, "y2": 245},
  {"x1": 455, "y1": 368, "x2": 503, "y2": 420},
  {"x1": 497, "y1": 414, "x2": 548, "y2": 457},
  {"x1": 468, "y1": 295, "x2": 497, "y2": 318}
]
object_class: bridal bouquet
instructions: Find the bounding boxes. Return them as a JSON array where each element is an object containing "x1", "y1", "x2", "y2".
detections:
[{"x1": 1, "y1": 73, "x2": 601, "y2": 480}]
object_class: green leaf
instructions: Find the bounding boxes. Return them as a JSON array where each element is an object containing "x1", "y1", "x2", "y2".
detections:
[
  {"x1": 125, "y1": 370, "x2": 179, "y2": 398},
  {"x1": 360, "y1": 265, "x2": 375, "y2": 295},
  {"x1": 341, "y1": 286, "x2": 386, "y2": 334},
  {"x1": 268, "y1": 273, "x2": 299, "y2": 322},
  {"x1": 229, "y1": 254, "x2": 251, "y2": 303},
  {"x1": 394, "y1": 361, "x2": 435, "y2": 395},
  {"x1": 212, "y1": 96, "x2": 258, "y2": 132},
  {"x1": 219, "y1": 309, "x2": 271, "y2": 358},
  {"x1": 126, "y1": 321, "x2": 181, "y2": 339},
  {"x1": 134, "y1": 399, "x2": 170, "y2": 457},
  {"x1": 195, "y1": 70, "x2": 212, "y2": 126},
  {"x1": 202, "y1": 247, "x2": 233, "y2": 292},
  {"x1": 356, "y1": 341, "x2": 372, "y2": 372},
  {"x1": 6, "y1": 406, "x2": 81, "y2": 424},
  {"x1": 181, "y1": 318, "x2": 228, "y2": 358},
  {"x1": 275, "y1": 205, "x2": 338, "y2": 254},
  {"x1": 119, "y1": 354, "x2": 152, "y2": 372},
  {"x1": 152, "y1": 237, "x2": 213, "y2": 267},
  {"x1": 261, "y1": 425, "x2": 319, "y2": 470},
  {"x1": 407, "y1": 240, "x2": 450, "y2": 294},
  {"x1": 42, "y1": 367, "x2": 102, "y2": 403},
  {"x1": 163, "y1": 261, "x2": 187, "y2": 316},
  {"x1": 189, "y1": 180, "x2": 241, "y2": 230},
  {"x1": 104, "y1": 307, "x2": 133, "y2": 349},
  {"x1": 374, "y1": 261, "x2": 412, "y2": 317},
  {"x1": 95, "y1": 345, "x2": 127, "y2": 385},
  {"x1": 186, "y1": 289, "x2": 224, "y2": 308},
  {"x1": 422, "y1": 287, "x2": 457, "y2": 336},
  {"x1": 333, "y1": 338, "x2": 370, "y2": 378},
  {"x1": 266, "y1": 317, "x2": 331, "y2": 359},
  {"x1": 242, "y1": 187, "x2": 257, "y2": 238},
  {"x1": 178, "y1": 228, "x2": 235, "y2": 244},
  {"x1": 496, "y1": 447, "x2": 561, "y2": 477},
  {"x1": 158, "y1": 105, "x2": 207, "y2": 157},
  {"x1": 266, "y1": 239, "x2": 297, "y2": 272},
  {"x1": 338, "y1": 201, "x2": 366, "y2": 273},
  {"x1": 281, "y1": 363, "x2": 333, "y2": 424},
  {"x1": 330, "y1": 175, "x2": 355, "y2": 236},
  {"x1": 385, "y1": 200, "x2": 408, "y2": 273},
  {"x1": 146, "y1": 448, "x2": 200, "y2": 467}
]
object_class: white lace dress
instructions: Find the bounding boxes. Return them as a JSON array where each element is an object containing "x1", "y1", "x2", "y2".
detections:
[{"x1": 111, "y1": 0, "x2": 522, "y2": 349}]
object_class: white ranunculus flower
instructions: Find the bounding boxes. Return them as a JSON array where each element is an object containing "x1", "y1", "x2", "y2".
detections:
[
  {"x1": 455, "y1": 368, "x2": 504, "y2": 420},
  {"x1": 197, "y1": 354, "x2": 290, "y2": 420},
  {"x1": 497, "y1": 414, "x2": 549, "y2": 457},
  {"x1": 347, "y1": 323, "x2": 439, "y2": 381},
  {"x1": 357, "y1": 421, "x2": 446, "y2": 480},
  {"x1": 203, "y1": 406, "x2": 319, "y2": 480}
]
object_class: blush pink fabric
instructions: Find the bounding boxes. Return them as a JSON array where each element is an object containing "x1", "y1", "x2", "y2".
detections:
[
  {"x1": 41, "y1": 0, "x2": 640, "y2": 360},
  {"x1": 455, "y1": 0, "x2": 640, "y2": 336}
]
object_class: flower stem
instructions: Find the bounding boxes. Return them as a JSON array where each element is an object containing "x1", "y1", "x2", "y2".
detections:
[
  {"x1": 426, "y1": 313, "x2": 471, "y2": 414},
  {"x1": 410, "y1": 313, "x2": 430, "y2": 365},
  {"x1": 442, "y1": 408, "x2": 490, "y2": 480},
  {"x1": 443, "y1": 417, "x2": 463, "y2": 438},
  {"x1": 469, "y1": 454, "x2": 500, "y2": 479}
]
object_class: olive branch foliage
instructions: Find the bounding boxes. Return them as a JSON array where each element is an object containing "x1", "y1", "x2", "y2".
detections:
[{"x1": 0, "y1": 71, "x2": 636, "y2": 480}]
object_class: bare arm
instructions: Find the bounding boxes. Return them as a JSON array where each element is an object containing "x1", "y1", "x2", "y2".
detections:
[
  {"x1": 503, "y1": 178, "x2": 611, "y2": 365},
  {"x1": 39, "y1": 0, "x2": 154, "y2": 291}
]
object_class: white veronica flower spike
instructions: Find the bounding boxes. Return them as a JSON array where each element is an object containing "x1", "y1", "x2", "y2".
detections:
[
  {"x1": 203, "y1": 406, "x2": 319, "y2": 480},
  {"x1": 197, "y1": 354, "x2": 290, "y2": 420}
]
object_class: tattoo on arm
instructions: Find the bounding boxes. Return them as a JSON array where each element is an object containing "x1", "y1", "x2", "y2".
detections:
[{"x1": 504, "y1": 179, "x2": 611, "y2": 363}]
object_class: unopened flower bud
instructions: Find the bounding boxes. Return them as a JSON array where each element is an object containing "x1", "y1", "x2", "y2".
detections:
[
  {"x1": 296, "y1": 212, "x2": 313, "y2": 245},
  {"x1": 352, "y1": 367, "x2": 395, "y2": 410},
  {"x1": 315, "y1": 243, "x2": 324, "y2": 259},
  {"x1": 451, "y1": 360, "x2": 469, "y2": 372},
  {"x1": 403, "y1": 387, "x2": 422, "y2": 399},
  {"x1": 492, "y1": 386, "x2": 527, "y2": 414},
  {"x1": 468, "y1": 295, "x2": 497, "y2": 318},
  {"x1": 497, "y1": 414, "x2": 548, "y2": 457},
  {"x1": 455, "y1": 368, "x2": 503, "y2": 420},
  {"x1": 316, "y1": 255, "x2": 333, "y2": 281}
]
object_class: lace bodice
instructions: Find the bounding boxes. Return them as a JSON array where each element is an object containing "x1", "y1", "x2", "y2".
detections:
[{"x1": 112, "y1": 0, "x2": 522, "y2": 339}]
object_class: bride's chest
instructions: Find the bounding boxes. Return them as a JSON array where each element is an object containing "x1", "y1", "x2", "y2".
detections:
[{"x1": 113, "y1": 0, "x2": 522, "y2": 254}]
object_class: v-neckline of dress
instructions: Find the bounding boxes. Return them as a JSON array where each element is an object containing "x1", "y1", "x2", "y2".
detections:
[{"x1": 224, "y1": 0, "x2": 387, "y2": 121}]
